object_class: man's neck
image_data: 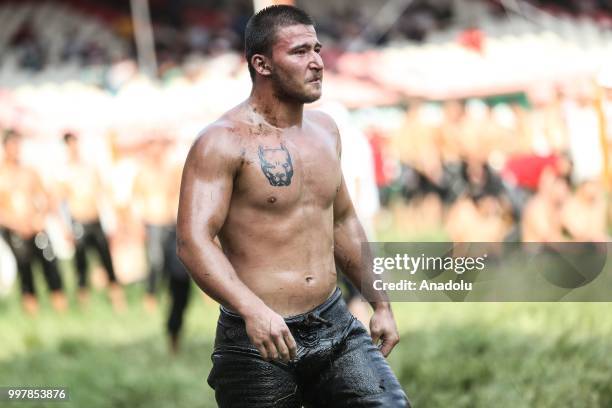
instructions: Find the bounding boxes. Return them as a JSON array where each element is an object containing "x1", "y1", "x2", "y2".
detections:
[
  {"x1": 4, "y1": 158, "x2": 19, "y2": 168},
  {"x1": 248, "y1": 86, "x2": 303, "y2": 129}
]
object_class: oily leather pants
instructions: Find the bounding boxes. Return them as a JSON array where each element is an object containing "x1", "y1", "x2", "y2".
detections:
[
  {"x1": 72, "y1": 219, "x2": 117, "y2": 288},
  {"x1": 207, "y1": 288, "x2": 411, "y2": 407},
  {"x1": 2, "y1": 229, "x2": 63, "y2": 295}
]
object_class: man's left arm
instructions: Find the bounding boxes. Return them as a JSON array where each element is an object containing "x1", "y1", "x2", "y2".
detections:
[{"x1": 333, "y1": 169, "x2": 400, "y2": 357}]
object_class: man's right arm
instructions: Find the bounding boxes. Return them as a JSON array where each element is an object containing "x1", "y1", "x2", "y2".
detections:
[
  {"x1": 176, "y1": 127, "x2": 297, "y2": 362},
  {"x1": 0, "y1": 185, "x2": 17, "y2": 231}
]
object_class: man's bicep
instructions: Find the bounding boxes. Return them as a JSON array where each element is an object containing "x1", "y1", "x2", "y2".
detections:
[
  {"x1": 177, "y1": 134, "x2": 236, "y2": 240},
  {"x1": 333, "y1": 174, "x2": 355, "y2": 224},
  {"x1": 323, "y1": 112, "x2": 353, "y2": 224}
]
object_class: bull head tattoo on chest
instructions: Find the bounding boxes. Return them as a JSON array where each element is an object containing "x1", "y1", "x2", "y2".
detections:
[{"x1": 258, "y1": 144, "x2": 294, "y2": 187}]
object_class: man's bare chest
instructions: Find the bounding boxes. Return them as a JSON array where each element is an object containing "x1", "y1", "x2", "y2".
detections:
[
  {"x1": 66, "y1": 165, "x2": 97, "y2": 191},
  {"x1": 139, "y1": 164, "x2": 175, "y2": 194},
  {"x1": 0, "y1": 168, "x2": 35, "y2": 194},
  {"x1": 233, "y1": 136, "x2": 341, "y2": 211}
]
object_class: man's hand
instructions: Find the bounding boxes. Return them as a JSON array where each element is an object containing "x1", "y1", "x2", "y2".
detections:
[
  {"x1": 243, "y1": 305, "x2": 298, "y2": 363},
  {"x1": 369, "y1": 306, "x2": 400, "y2": 357}
]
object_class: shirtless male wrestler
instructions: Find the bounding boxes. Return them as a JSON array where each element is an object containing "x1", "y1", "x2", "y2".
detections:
[
  {"x1": 522, "y1": 166, "x2": 570, "y2": 242},
  {"x1": 133, "y1": 137, "x2": 192, "y2": 352},
  {"x1": 561, "y1": 180, "x2": 607, "y2": 242},
  {"x1": 133, "y1": 138, "x2": 181, "y2": 310},
  {"x1": 61, "y1": 132, "x2": 125, "y2": 310},
  {"x1": 176, "y1": 6, "x2": 409, "y2": 407},
  {"x1": 0, "y1": 129, "x2": 67, "y2": 314}
]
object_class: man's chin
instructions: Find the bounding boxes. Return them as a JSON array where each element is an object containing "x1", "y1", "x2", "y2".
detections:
[{"x1": 302, "y1": 91, "x2": 322, "y2": 104}]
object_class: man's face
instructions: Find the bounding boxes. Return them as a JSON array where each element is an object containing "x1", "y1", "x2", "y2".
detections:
[
  {"x1": 66, "y1": 137, "x2": 79, "y2": 158},
  {"x1": 268, "y1": 24, "x2": 323, "y2": 103},
  {"x1": 3, "y1": 137, "x2": 21, "y2": 162}
]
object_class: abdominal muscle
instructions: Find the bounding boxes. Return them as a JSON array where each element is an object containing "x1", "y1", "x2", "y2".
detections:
[
  {"x1": 235, "y1": 261, "x2": 338, "y2": 317},
  {"x1": 219, "y1": 210, "x2": 339, "y2": 317}
]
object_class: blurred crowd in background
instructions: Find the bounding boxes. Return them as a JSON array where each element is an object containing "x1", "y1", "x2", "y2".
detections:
[{"x1": 1, "y1": 0, "x2": 612, "y2": 326}]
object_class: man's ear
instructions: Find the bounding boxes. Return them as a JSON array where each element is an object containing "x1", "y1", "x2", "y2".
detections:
[{"x1": 251, "y1": 54, "x2": 272, "y2": 77}]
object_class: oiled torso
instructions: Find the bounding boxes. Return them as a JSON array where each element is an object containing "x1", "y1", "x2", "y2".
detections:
[
  {"x1": 0, "y1": 165, "x2": 47, "y2": 237},
  {"x1": 217, "y1": 110, "x2": 342, "y2": 316},
  {"x1": 64, "y1": 162, "x2": 100, "y2": 222},
  {"x1": 135, "y1": 160, "x2": 181, "y2": 226}
]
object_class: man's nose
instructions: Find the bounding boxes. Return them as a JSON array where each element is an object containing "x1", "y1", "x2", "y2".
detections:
[{"x1": 309, "y1": 52, "x2": 324, "y2": 71}]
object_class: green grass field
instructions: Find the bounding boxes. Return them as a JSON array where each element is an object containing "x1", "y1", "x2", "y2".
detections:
[
  {"x1": 2, "y1": 221, "x2": 612, "y2": 408},
  {"x1": 2, "y1": 285, "x2": 612, "y2": 408}
]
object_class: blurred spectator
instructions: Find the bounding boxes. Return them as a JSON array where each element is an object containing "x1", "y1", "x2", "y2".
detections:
[
  {"x1": 503, "y1": 153, "x2": 567, "y2": 192},
  {"x1": 132, "y1": 137, "x2": 192, "y2": 352},
  {"x1": 526, "y1": 85, "x2": 568, "y2": 155},
  {"x1": 105, "y1": 132, "x2": 147, "y2": 285},
  {"x1": 561, "y1": 180, "x2": 608, "y2": 241},
  {"x1": 445, "y1": 194, "x2": 510, "y2": 242},
  {"x1": 521, "y1": 166, "x2": 571, "y2": 242},
  {"x1": 367, "y1": 127, "x2": 398, "y2": 206},
  {"x1": 58, "y1": 132, "x2": 126, "y2": 311},
  {"x1": 0, "y1": 129, "x2": 67, "y2": 314}
]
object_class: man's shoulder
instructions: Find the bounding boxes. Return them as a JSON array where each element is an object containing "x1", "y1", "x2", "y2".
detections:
[
  {"x1": 194, "y1": 116, "x2": 242, "y2": 151},
  {"x1": 305, "y1": 110, "x2": 341, "y2": 154},
  {"x1": 12, "y1": 164, "x2": 38, "y2": 179},
  {"x1": 306, "y1": 109, "x2": 339, "y2": 132},
  {"x1": 188, "y1": 114, "x2": 246, "y2": 173}
]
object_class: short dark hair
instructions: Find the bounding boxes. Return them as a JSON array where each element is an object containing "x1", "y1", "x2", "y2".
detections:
[
  {"x1": 63, "y1": 131, "x2": 77, "y2": 144},
  {"x1": 2, "y1": 129, "x2": 20, "y2": 145},
  {"x1": 244, "y1": 5, "x2": 314, "y2": 81}
]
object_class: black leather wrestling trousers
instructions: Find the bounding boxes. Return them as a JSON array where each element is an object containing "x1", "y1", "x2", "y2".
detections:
[{"x1": 208, "y1": 288, "x2": 411, "y2": 407}]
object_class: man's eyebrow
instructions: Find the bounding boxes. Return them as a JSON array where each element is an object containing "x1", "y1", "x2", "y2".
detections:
[{"x1": 289, "y1": 42, "x2": 323, "y2": 51}]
